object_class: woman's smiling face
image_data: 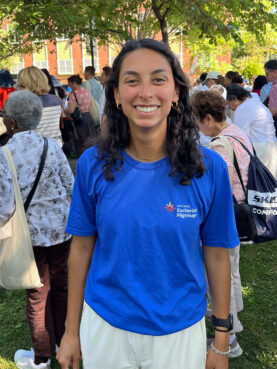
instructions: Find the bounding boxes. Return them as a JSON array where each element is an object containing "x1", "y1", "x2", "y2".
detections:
[{"x1": 114, "y1": 48, "x2": 179, "y2": 132}]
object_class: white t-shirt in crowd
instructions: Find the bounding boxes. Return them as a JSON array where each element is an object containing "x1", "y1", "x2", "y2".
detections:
[{"x1": 233, "y1": 97, "x2": 276, "y2": 143}]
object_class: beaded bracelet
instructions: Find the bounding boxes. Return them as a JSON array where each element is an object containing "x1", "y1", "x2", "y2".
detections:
[{"x1": 209, "y1": 342, "x2": 230, "y2": 356}]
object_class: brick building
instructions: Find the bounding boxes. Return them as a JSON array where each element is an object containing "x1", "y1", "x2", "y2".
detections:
[{"x1": 9, "y1": 37, "x2": 231, "y2": 83}]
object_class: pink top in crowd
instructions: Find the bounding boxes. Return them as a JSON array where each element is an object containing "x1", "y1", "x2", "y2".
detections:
[
  {"x1": 211, "y1": 124, "x2": 253, "y2": 203},
  {"x1": 69, "y1": 86, "x2": 91, "y2": 113}
]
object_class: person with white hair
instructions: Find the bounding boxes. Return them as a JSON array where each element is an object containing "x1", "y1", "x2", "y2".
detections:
[
  {"x1": 210, "y1": 84, "x2": 227, "y2": 100},
  {"x1": 0, "y1": 90, "x2": 74, "y2": 369}
]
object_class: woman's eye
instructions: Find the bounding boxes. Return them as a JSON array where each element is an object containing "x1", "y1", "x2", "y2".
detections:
[
  {"x1": 126, "y1": 79, "x2": 138, "y2": 84},
  {"x1": 153, "y1": 78, "x2": 165, "y2": 83}
]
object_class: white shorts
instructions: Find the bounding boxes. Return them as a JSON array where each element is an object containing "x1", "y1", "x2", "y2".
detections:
[{"x1": 80, "y1": 302, "x2": 206, "y2": 369}]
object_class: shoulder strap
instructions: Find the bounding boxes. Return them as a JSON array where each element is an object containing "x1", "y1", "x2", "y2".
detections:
[
  {"x1": 232, "y1": 150, "x2": 247, "y2": 198},
  {"x1": 210, "y1": 135, "x2": 234, "y2": 163},
  {"x1": 1, "y1": 146, "x2": 22, "y2": 199},
  {"x1": 224, "y1": 134, "x2": 256, "y2": 157},
  {"x1": 24, "y1": 137, "x2": 48, "y2": 212},
  {"x1": 72, "y1": 90, "x2": 79, "y2": 107},
  {"x1": 211, "y1": 135, "x2": 247, "y2": 199},
  {"x1": 55, "y1": 94, "x2": 67, "y2": 116}
]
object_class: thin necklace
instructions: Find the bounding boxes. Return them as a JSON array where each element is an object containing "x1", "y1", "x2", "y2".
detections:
[{"x1": 126, "y1": 148, "x2": 167, "y2": 162}]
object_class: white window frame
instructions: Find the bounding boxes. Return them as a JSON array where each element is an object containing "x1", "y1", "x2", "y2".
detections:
[
  {"x1": 10, "y1": 59, "x2": 25, "y2": 75},
  {"x1": 82, "y1": 38, "x2": 99, "y2": 73},
  {"x1": 32, "y1": 40, "x2": 49, "y2": 70},
  {"x1": 108, "y1": 42, "x2": 120, "y2": 67},
  {"x1": 6, "y1": 24, "x2": 21, "y2": 44},
  {"x1": 56, "y1": 38, "x2": 73, "y2": 75}
]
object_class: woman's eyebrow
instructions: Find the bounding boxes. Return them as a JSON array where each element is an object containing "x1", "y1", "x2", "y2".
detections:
[
  {"x1": 151, "y1": 69, "x2": 168, "y2": 75},
  {"x1": 123, "y1": 71, "x2": 139, "y2": 76},
  {"x1": 123, "y1": 69, "x2": 169, "y2": 77}
]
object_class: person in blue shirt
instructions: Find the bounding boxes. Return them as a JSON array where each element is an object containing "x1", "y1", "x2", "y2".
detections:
[
  {"x1": 260, "y1": 81, "x2": 273, "y2": 103},
  {"x1": 57, "y1": 39, "x2": 239, "y2": 369}
]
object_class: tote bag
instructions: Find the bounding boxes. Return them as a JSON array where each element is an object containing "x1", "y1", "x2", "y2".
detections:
[
  {"x1": 244, "y1": 146, "x2": 277, "y2": 242},
  {"x1": 83, "y1": 80, "x2": 100, "y2": 125},
  {"x1": 225, "y1": 135, "x2": 277, "y2": 243},
  {"x1": 89, "y1": 95, "x2": 100, "y2": 125},
  {"x1": 0, "y1": 146, "x2": 42, "y2": 289}
]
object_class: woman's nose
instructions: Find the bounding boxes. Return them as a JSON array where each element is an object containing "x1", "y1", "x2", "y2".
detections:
[{"x1": 138, "y1": 82, "x2": 153, "y2": 99}]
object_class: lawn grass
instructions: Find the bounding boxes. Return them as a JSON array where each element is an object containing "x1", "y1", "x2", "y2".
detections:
[{"x1": 0, "y1": 240, "x2": 276, "y2": 369}]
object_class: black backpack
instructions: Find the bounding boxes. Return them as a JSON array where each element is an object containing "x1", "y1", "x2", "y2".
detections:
[{"x1": 226, "y1": 135, "x2": 277, "y2": 243}]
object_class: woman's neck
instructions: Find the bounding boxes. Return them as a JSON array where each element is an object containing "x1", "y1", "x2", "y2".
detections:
[
  {"x1": 213, "y1": 121, "x2": 230, "y2": 136},
  {"x1": 127, "y1": 127, "x2": 167, "y2": 162}
]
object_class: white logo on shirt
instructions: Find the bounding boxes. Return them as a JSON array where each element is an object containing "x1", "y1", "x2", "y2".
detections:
[{"x1": 176, "y1": 204, "x2": 198, "y2": 219}]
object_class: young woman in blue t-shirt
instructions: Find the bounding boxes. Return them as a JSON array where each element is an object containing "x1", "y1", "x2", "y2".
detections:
[{"x1": 57, "y1": 39, "x2": 239, "y2": 369}]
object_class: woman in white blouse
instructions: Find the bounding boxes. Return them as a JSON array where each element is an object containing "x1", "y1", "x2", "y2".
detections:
[
  {"x1": 0, "y1": 90, "x2": 74, "y2": 369},
  {"x1": 226, "y1": 83, "x2": 277, "y2": 177}
]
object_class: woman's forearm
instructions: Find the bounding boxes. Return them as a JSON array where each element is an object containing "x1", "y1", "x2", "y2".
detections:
[
  {"x1": 203, "y1": 246, "x2": 231, "y2": 350},
  {"x1": 65, "y1": 235, "x2": 96, "y2": 335}
]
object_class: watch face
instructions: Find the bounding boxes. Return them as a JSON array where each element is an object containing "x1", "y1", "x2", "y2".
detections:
[{"x1": 229, "y1": 313, "x2": 233, "y2": 330}]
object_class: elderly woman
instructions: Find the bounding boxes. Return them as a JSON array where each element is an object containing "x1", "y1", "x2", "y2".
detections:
[
  {"x1": 226, "y1": 83, "x2": 277, "y2": 177},
  {"x1": 0, "y1": 90, "x2": 74, "y2": 369},
  {"x1": 190, "y1": 90, "x2": 253, "y2": 359},
  {"x1": 199, "y1": 84, "x2": 231, "y2": 147},
  {"x1": 16, "y1": 66, "x2": 62, "y2": 146},
  {"x1": 203, "y1": 71, "x2": 225, "y2": 89}
]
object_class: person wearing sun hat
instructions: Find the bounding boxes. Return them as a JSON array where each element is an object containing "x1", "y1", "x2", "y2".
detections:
[{"x1": 204, "y1": 71, "x2": 225, "y2": 89}]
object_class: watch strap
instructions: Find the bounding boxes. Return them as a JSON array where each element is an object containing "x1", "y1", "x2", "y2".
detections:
[{"x1": 211, "y1": 314, "x2": 233, "y2": 331}]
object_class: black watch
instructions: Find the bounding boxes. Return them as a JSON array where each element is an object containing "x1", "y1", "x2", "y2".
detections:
[{"x1": 211, "y1": 314, "x2": 233, "y2": 332}]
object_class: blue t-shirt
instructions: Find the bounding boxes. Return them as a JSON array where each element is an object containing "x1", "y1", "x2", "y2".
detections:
[{"x1": 66, "y1": 146, "x2": 239, "y2": 335}]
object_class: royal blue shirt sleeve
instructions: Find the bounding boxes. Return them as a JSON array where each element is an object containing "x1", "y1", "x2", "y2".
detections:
[
  {"x1": 200, "y1": 157, "x2": 239, "y2": 248},
  {"x1": 66, "y1": 153, "x2": 97, "y2": 236}
]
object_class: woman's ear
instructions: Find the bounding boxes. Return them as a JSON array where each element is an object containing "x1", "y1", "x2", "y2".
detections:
[
  {"x1": 3, "y1": 116, "x2": 16, "y2": 136},
  {"x1": 10, "y1": 118, "x2": 17, "y2": 131},
  {"x1": 202, "y1": 114, "x2": 214, "y2": 128},
  {"x1": 173, "y1": 86, "x2": 179, "y2": 102}
]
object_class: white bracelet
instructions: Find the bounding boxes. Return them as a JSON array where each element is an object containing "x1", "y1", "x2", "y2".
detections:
[{"x1": 209, "y1": 341, "x2": 230, "y2": 356}]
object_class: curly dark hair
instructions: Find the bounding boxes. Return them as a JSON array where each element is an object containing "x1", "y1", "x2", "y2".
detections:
[
  {"x1": 190, "y1": 91, "x2": 227, "y2": 123},
  {"x1": 95, "y1": 38, "x2": 205, "y2": 185},
  {"x1": 68, "y1": 74, "x2": 82, "y2": 85}
]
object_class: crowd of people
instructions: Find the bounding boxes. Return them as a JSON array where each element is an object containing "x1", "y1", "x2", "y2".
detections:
[{"x1": 0, "y1": 40, "x2": 277, "y2": 369}]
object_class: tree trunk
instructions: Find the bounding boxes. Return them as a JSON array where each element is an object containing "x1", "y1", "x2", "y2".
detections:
[
  {"x1": 89, "y1": 36, "x2": 94, "y2": 68},
  {"x1": 152, "y1": 0, "x2": 170, "y2": 46},
  {"x1": 160, "y1": 18, "x2": 169, "y2": 46}
]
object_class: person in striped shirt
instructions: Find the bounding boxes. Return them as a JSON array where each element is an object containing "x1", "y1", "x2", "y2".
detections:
[{"x1": 17, "y1": 66, "x2": 62, "y2": 146}]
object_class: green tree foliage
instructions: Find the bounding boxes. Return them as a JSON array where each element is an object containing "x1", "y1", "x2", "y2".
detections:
[{"x1": 0, "y1": 0, "x2": 276, "y2": 67}]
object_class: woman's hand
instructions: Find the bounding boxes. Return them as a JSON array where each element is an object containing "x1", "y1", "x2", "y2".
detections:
[
  {"x1": 206, "y1": 348, "x2": 229, "y2": 369},
  {"x1": 56, "y1": 331, "x2": 82, "y2": 369}
]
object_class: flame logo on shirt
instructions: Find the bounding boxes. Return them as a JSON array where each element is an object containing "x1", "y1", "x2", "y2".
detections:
[{"x1": 164, "y1": 202, "x2": 176, "y2": 213}]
